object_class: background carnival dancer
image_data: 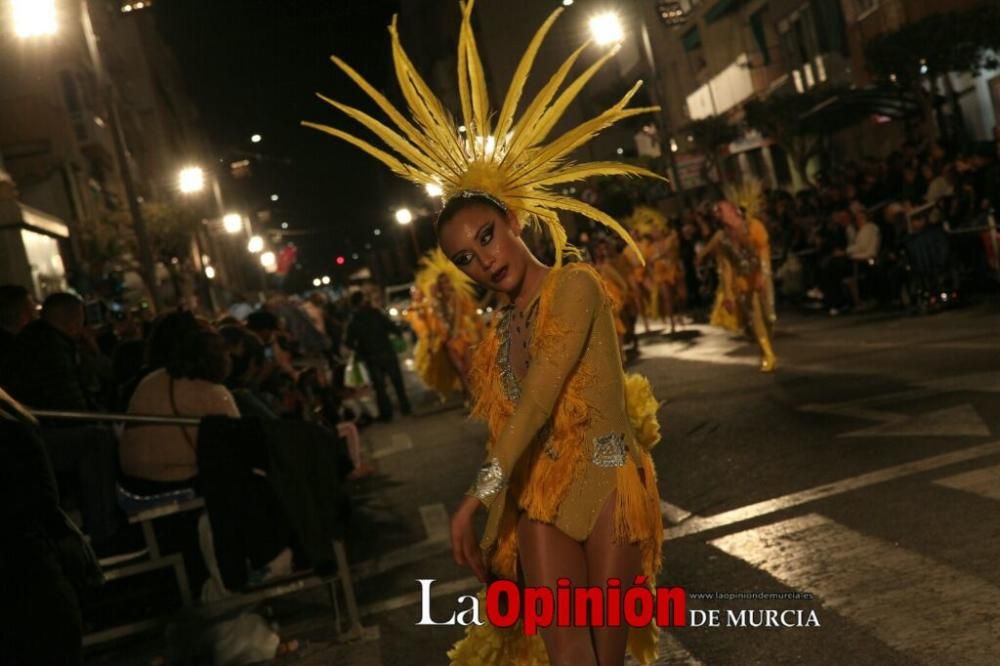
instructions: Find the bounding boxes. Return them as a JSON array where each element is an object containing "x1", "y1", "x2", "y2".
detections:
[
  {"x1": 304, "y1": 1, "x2": 665, "y2": 663},
  {"x1": 624, "y1": 206, "x2": 685, "y2": 335},
  {"x1": 589, "y1": 234, "x2": 630, "y2": 363},
  {"x1": 696, "y1": 193, "x2": 777, "y2": 372},
  {"x1": 412, "y1": 248, "x2": 484, "y2": 401}
]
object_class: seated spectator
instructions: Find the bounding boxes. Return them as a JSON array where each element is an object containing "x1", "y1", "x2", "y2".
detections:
[
  {"x1": 843, "y1": 203, "x2": 882, "y2": 307},
  {"x1": 117, "y1": 309, "x2": 201, "y2": 409},
  {"x1": 119, "y1": 328, "x2": 239, "y2": 493},
  {"x1": 1, "y1": 387, "x2": 92, "y2": 666},
  {"x1": 846, "y1": 202, "x2": 881, "y2": 261},
  {"x1": 219, "y1": 324, "x2": 276, "y2": 419}
]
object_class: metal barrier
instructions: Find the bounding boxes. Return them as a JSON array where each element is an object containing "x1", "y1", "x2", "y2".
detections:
[{"x1": 28, "y1": 409, "x2": 373, "y2": 648}]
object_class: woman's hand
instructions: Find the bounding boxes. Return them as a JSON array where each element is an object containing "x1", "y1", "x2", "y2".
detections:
[{"x1": 450, "y1": 495, "x2": 487, "y2": 583}]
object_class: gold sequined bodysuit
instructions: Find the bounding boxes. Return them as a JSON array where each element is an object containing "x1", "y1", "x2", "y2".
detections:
[{"x1": 466, "y1": 263, "x2": 662, "y2": 583}]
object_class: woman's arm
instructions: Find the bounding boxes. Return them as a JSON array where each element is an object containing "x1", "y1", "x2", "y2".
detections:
[
  {"x1": 467, "y1": 267, "x2": 601, "y2": 509},
  {"x1": 696, "y1": 230, "x2": 723, "y2": 264}
]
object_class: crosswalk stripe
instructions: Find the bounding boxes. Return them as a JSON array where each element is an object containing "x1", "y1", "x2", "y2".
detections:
[
  {"x1": 665, "y1": 440, "x2": 1000, "y2": 540},
  {"x1": 934, "y1": 463, "x2": 1000, "y2": 501},
  {"x1": 709, "y1": 513, "x2": 1000, "y2": 665}
]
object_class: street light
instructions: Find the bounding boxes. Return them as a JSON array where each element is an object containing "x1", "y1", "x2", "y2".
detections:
[
  {"x1": 260, "y1": 251, "x2": 276, "y2": 270},
  {"x1": 251, "y1": 133, "x2": 262, "y2": 143},
  {"x1": 588, "y1": 12, "x2": 624, "y2": 46},
  {"x1": 585, "y1": 8, "x2": 687, "y2": 205},
  {"x1": 312, "y1": 278, "x2": 322, "y2": 287},
  {"x1": 12, "y1": 0, "x2": 57, "y2": 38},
  {"x1": 204, "y1": 265, "x2": 216, "y2": 279},
  {"x1": 270, "y1": 193, "x2": 280, "y2": 202},
  {"x1": 395, "y1": 208, "x2": 413, "y2": 225},
  {"x1": 321, "y1": 275, "x2": 331, "y2": 285},
  {"x1": 222, "y1": 213, "x2": 243, "y2": 234},
  {"x1": 178, "y1": 166, "x2": 205, "y2": 194},
  {"x1": 425, "y1": 183, "x2": 443, "y2": 198},
  {"x1": 247, "y1": 235, "x2": 264, "y2": 253}
]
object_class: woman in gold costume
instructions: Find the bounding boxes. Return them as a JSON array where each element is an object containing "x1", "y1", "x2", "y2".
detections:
[
  {"x1": 305, "y1": 2, "x2": 665, "y2": 662},
  {"x1": 590, "y1": 235, "x2": 630, "y2": 361},
  {"x1": 411, "y1": 248, "x2": 483, "y2": 400},
  {"x1": 697, "y1": 197, "x2": 777, "y2": 372},
  {"x1": 625, "y1": 207, "x2": 684, "y2": 334}
]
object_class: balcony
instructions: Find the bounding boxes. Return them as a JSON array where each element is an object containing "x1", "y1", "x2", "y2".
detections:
[{"x1": 686, "y1": 53, "x2": 754, "y2": 119}]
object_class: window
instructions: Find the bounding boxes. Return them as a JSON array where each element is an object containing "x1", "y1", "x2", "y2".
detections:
[
  {"x1": 749, "y1": 8, "x2": 770, "y2": 66},
  {"x1": 855, "y1": 0, "x2": 878, "y2": 17}
]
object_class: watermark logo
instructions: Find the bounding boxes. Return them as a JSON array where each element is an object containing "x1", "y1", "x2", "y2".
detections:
[{"x1": 417, "y1": 581, "x2": 821, "y2": 633}]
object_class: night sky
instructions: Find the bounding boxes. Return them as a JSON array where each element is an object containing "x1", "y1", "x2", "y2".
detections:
[{"x1": 152, "y1": 0, "x2": 412, "y2": 280}]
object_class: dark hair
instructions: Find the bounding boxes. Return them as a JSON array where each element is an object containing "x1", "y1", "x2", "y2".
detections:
[
  {"x1": 145, "y1": 310, "x2": 200, "y2": 369},
  {"x1": 349, "y1": 291, "x2": 365, "y2": 308},
  {"x1": 167, "y1": 329, "x2": 229, "y2": 384},
  {"x1": 435, "y1": 191, "x2": 508, "y2": 236},
  {"x1": 218, "y1": 325, "x2": 264, "y2": 384},
  {"x1": 245, "y1": 310, "x2": 279, "y2": 333},
  {"x1": 40, "y1": 292, "x2": 82, "y2": 318},
  {"x1": 0, "y1": 284, "x2": 30, "y2": 329}
]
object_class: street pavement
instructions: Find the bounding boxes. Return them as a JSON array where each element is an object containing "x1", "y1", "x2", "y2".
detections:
[{"x1": 88, "y1": 301, "x2": 1000, "y2": 664}]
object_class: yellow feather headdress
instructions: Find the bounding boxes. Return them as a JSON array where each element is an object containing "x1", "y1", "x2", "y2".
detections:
[
  {"x1": 415, "y1": 247, "x2": 477, "y2": 301},
  {"x1": 624, "y1": 205, "x2": 667, "y2": 237},
  {"x1": 723, "y1": 177, "x2": 764, "y2": 221},
  {"x1": 303, "y1": 0, "x2": 663, "y2": 266}
]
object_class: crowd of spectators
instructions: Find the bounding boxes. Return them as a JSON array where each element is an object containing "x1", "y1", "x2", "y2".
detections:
[
  {"x1": 590, "y1": 129, "x2": 1000, "y2": 319},
  {"x1": 0, "y1": 283, "x2": 412, "y2": 662}
]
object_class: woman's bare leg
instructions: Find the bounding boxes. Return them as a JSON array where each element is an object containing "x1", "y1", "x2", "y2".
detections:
[
  {"x1": 517, "y1": 516, "x2": 597, "y2": 666},
  {"x1": 585, "y1": 492, "x2": 643, "y2": 666}
]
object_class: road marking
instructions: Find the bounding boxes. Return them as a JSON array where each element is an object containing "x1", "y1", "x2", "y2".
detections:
[
  {"x1": 934, "y1": 463, "x2": 1000, "y2": 502},
  {"x1": 665, "y1": 440, "x2": 1000, "y2": 541},
  {"x1": 844, "y1": 404, "x2": 990, "y2": 438},
  {"x1": 641, "y1": 325, "x2": 758, "y2": 367},
  {"x1": 372, "y1": 431, "x2": 413, "y2": 459},
  {"x1": 660, "y1": 500, "x2": 693, "y2": 525},
  {"x1": 800, "y1": 371, "x2": 1000, "y2": 438},
  {"x1": 360, "y1": 576, "x2": 480, "y2": 617},
  {"x1": 710, "y1": 514, "x2": 1000, "y2": 665},
  {"x1": 419, "y1": 503, "x2": 450, "y2": 542}
]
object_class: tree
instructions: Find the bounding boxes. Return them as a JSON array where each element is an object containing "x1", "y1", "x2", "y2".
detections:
[
  {"x1": 684, "y1": 115, "x2": 740, "y2": 186},
  {"x1": 864, "y1": 4, "x2": 1000, "y2": 145},
  {"x1": 744, "y1": 89, "x2": 830, "y2": 189}
]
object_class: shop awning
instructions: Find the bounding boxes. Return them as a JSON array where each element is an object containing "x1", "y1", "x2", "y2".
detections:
[
  {"x1": 800, "y1": 86, "x2": 922, "y2": 133},
  {"x1": 681, "y1": 27, "x2": 701, "y2": 51},
  {"x1": 704, "y1": 0, "x2": 744, "y2": 24}
]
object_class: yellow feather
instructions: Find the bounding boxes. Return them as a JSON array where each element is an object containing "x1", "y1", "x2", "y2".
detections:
[
  {"x1": 502, "y1": 42, "x2": 589, "y2": 164},
  {"x1": 510, "y1": 104, "x2": 659, "y2": 185},
  {"x1": 389, "y1": 18, "x2": 465, "y2": 170},
  {"x1": 301, "y1": 121, "x2": 412, "y2": 177},
  {"x1": 514, "y1": 192, "x2": 644, "y2": 264},
  {"x1": 517, "y1": 161, "x2": 664, "y2": 189},
  {"x1": 493, "y1": 7, "x2": 564, "y2": 142},
  {"x1": 456, "y1": 2, "x2": 473, "y2": 139},
  {"x1": 532, "y1": 44, "x2": 622, "y2": 144},
  {"x1": 328, "y1": 56, "x2": 450, "y2": 171},
  {"x1": 316, "y1": 94, "x2": 448, "y2": 179},
  {"x1": 305, "y1": 2, "x2": 661, "y2": 265},
  {"x1": 460, "y1": 0, "x2": 491, "y2": 142}
]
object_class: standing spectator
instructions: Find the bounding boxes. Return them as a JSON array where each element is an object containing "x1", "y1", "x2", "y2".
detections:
[
  {"x1": 345, "y1": 291, "x2": 411, "y2": 421},
  {"x1": 0, "y1": 284, "x2": 36, "y2": 367},
  {"x1": 3, "y1": 292, "x2": 122, "y2": 552},
  {"x1": 4, "y1": 293, "x2": 91, "y2": 411}
]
